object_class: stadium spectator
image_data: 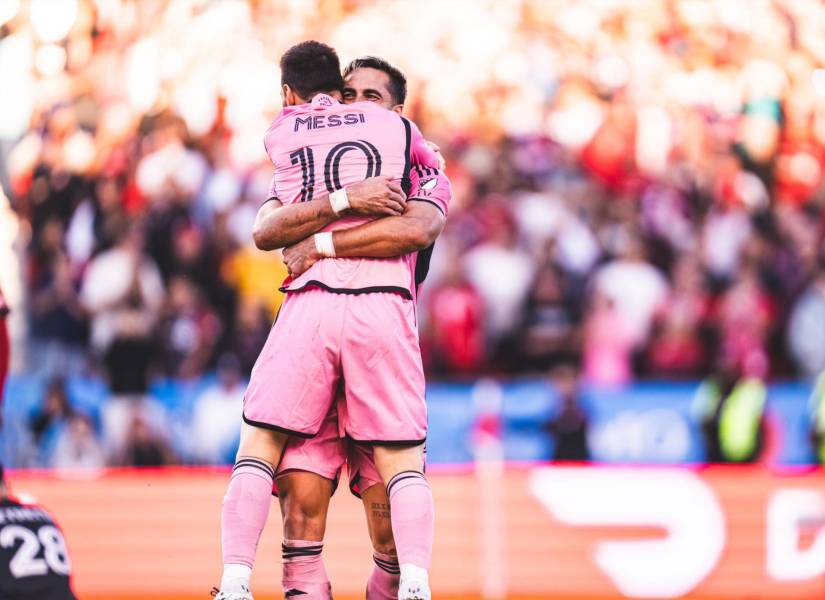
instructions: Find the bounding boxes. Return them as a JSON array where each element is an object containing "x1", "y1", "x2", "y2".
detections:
[
  {"x1": 693, "y1": 366, "x2": 768, "y2": 463},
  {"x1": 714, "y1": 264, "x2": 775, "y2": 378},
  {"x1": 508, "y1": 263, "x2": 581, "y2": 373},
  {"x1": 423, "y1": 257, "x2": 486, "y2": 375},
  {"x1": 79, "y1": 223, "x2": 164, "y2": 367},
  {"x1": 643, "y1": 254, "x2": 713, "y2": 378},
  {"x1": 190, "y1": 355, "x2": 244, "y2": 465},
  {"x1": 50, "y1": 413, "x2": 106, "y2": 472},
  {"x1": 221, "y1": 298, "x2": 272, "y2": 376},
  {"x1": 157, "y1": 276, "x2": 220, "y2": 379},
  {"x1": 29, "y1": 378, "x2": 76, "y2": 465},
  {"x1": 463, "y1": 205, "x2": 534, "y2": 346},
  {"x1": 28, "y1": 249, "x2": 87, "y2": 376},
  {"x1": 582, "y1": 292, "x2": 637, "y2": 386},
  {"x1": 119, "y1": 414, "x2": 175, "y2": 467},
  {"x1": 808, "y1": 373, "x2": 825, "y2": 465},
  {"x1": 787, "y1": 264, "x2": 825, "y2": 377},
  {"x1": 544, "y1": 364, "x2": 590, "y2": 462},
  {"x1": 591, "y1": 235, "x2": 669, "y2": 344}
]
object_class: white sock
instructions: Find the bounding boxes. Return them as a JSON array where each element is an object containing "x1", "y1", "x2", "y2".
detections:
[
  {"x1": 221, "y1": 563, "x2": 252, "y2": 593},
  {"x1": 400, "y1": 563, "x2": 428, "y2": 582}
]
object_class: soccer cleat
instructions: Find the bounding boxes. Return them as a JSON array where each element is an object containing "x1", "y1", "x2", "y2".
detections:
[
  {"x1": 211, "y1": 585, "x2": 253, "y2": 600},
  {"x1": 397, "y1": 578, "x2": 430, "y2": 600}
]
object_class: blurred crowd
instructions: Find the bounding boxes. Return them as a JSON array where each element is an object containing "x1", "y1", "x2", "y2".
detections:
[{"x1": 4, "y1": 0, "x2": 825, "y2": 465}]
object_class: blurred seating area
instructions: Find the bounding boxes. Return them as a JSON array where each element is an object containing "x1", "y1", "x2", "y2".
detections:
[{"x1": 4, "y1": 0, "x2": 825, "y2": 465}]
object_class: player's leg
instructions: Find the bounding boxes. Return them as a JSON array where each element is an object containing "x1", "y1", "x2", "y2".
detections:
[
  {"x1": 272, "y1": 405, "x2": 346, "y2": 600},
  {"x1": 278, "y1": 471, "x2": 334, "y2": 599},
  {"x1": 348, "y1": 442, "x2": 400, "y2": 600},
  {"x1": 342, "y1": 293, "x2": 432, "y2": 599},
  {"x1": 361, "y1": 483, "x2": 400, "y2": 600},
  {"x1": 220, "y1": 422, "x2": 287, "y2": 597},
  {"x1": 219, "y1": 290, "x2": 342, "y2": 599},
  {"x1": 373, "y1": 443, "x2": 433, "y2": 599}
]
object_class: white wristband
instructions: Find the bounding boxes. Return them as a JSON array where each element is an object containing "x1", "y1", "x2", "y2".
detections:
[
  {"x1": 314, "y1": 232, "x2": 336, "y2": 257},
  {"x1": 329, "y1": 187, "x2": 350, "y2": 214}
]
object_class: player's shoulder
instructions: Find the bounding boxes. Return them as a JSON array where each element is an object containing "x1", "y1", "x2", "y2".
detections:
[
  {"x1": 266, "y1": 107, "x2": 297, "y2": 132},
  {"x1": 391, "y1": 113, "x2": 429, "y2": 149},
  {"x1": 2, "y1": 496, "x2": 44, "y2": 511},
  {"x1": 393, "y1": 112, "x2": 422, "y2": 133},
  {"x1": 0, "y1": 497, "x2": 58, "y2": 525},
  {"x1": 0, "y1": 497, "x2": 22, "y2": 509}
]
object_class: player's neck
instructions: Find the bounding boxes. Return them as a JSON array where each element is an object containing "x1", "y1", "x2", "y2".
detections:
[{"x1": 300, "y1": 91, "x2": 341, "y2": 105}]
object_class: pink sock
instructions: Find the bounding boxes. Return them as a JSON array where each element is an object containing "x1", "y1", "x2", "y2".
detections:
[
  {"x1": 367, "y1": 551, "x2": 400, "y2": 600},
  {"x1": 386, "y1": 471, "x2": 434, "y2": 570},
  {"x1": 221, "y1": 457, "x2": 275, "y2": 568},
  {"x1": 282, "y1": 539, "x2": 331, "y2": 598}
]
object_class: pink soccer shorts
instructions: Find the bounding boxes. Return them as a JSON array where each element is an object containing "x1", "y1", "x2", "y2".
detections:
[
  {"x1": 272, "y1": 398, "x2": 382, "y2": 498},
  {"x1": 244, "y1": 287, "x2": 427, "y2": 444},
  {"x1": 273, "y1": 412, "x2": 420, "y2": 498},
  {"x1": 272, "y1": 402, "x2": 346, "y2": 496},
  {"x1": 346, "y1": 441, "x2": 383, "y2": 497},
  {"x1": 272, "y1": 385, "x2": 428, "y2": 498}
]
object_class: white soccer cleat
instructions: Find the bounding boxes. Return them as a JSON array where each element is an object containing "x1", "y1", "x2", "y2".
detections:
[
  {"x1": 398, "y1": 578, "x2": 431, "y2": 600},
  {"x1": 214, "y1": 564, "x2": 253, "y2": 599},
  {"x1": 398, "y1": 564, "x2": 431, "y2": 600},
  {"x1": 212, "y1": 588, "x2": 253, "y2": 600}
]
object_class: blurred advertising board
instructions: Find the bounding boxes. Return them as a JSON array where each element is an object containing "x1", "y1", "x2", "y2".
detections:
[
  {"x1": 426, "y1": 380, "x2": 819, "y2": 465},
  {"x1": 7, "y1": 465, "x2": 825, "y2": 599},
  {"x1": 3, "y1": 377, "x2": 820, "y2": 467}
]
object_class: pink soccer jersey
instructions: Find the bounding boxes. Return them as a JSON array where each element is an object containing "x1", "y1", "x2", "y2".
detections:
[
  {"x1": 264, "y1": 93, "x2": 442, "y2": 298},
  {"x1": 406, "y1": 165, "x2": 452, "y2": 298}
]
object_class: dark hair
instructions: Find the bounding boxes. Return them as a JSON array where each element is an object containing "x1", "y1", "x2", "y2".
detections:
[
  {"x1": 280, "y1": 41, "x2": 344, "y2": 100},
  {"x1": 343, "y1": 56, "x2": 407, "y2": 105}
]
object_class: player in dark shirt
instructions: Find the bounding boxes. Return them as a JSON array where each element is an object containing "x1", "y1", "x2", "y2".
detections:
[{"x1": 0, "y1": 466, "x2": 77, "y2": 600}]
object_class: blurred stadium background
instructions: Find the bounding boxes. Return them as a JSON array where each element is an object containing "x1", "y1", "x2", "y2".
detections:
[{"x1": 2, "y1": 0, "x2": 825, "y2": 598}]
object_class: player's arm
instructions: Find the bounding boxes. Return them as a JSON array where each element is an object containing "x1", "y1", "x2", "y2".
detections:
[
  {"x1": 330, "y1": 168, "x2": 452, "y2": 257},
  {"x1": 283, "y1": 170, "x2": 452, "y2": 277},
  {"x1": 252, "y1": 176, "x2": 407, "y2": 251},
  {"x1": 334, "y1": 200, "x2": 444, "y2": 256},
  {"x1": 282, "y1": 202, "x2": 444, "y2": 277}
]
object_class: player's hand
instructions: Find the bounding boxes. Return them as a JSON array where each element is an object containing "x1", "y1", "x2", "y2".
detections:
[
  {"x1": 345, "y1": 175, "x2": 406, "y2": 216},
  {"x1": 282, "y1": 236, "x2": 321, "y2": 278},
  {"x1": 425, "y1": 140, "x2": 446, "y2": 170}
]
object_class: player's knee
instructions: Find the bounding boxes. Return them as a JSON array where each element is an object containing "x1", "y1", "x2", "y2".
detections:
[
  {"x1": 283, "y1": 506, "x2": 326, "y2": 540},
  {"x1": 370, "y1": 525, "x2": 396, "y2": 557},
  {"x1": 372, "y1": 540, "x2": 396, "y2": 557},
  {"x1": 282, "y1": 494, "x2": 327, "y2": 540}
]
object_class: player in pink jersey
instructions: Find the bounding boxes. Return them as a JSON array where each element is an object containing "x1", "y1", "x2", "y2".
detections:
[
  {"x1": 270, "y1": 57, "x2": 450, "y2": 600},
  {"x1": 216, "y1": 42, "x2": 447, "y2": 600}
]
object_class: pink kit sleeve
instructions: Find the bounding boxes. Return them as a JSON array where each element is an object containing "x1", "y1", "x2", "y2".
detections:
[{"x1": 408, "y1": 166, "x2": 452, "y2": 217}]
